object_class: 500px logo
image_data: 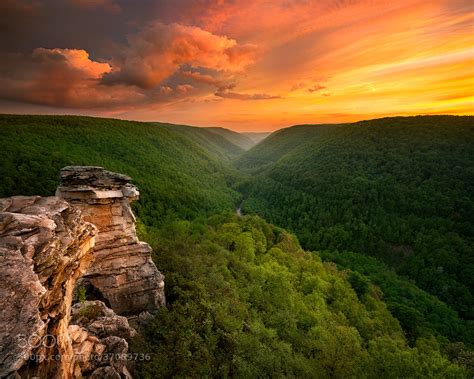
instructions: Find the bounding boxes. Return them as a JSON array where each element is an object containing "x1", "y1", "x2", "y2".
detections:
[
  {"x1": 28, "y1": 353, "x2": 62, "y2": 362},
  {"x1": 17, "y1": 333, "x2": 57, "y2": 349}
]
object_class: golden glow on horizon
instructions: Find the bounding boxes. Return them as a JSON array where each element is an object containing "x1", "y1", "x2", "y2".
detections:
[
  {"x1": 1, "y1": 0, "x2": 473, "y2": 131},
  {"x1": 113, "y1": 1, "x2": 473, "y2": 131}
]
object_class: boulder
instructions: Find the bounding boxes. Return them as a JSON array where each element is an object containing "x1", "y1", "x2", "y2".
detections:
[
  {"x1": 68, "y1": 301, "x2": 136, "y2": 377},
  {"x1": 72, "y1": 300, "x2": 137, "y2": 339}
]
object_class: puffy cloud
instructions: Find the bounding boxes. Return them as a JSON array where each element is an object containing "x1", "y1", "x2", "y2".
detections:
[
  {"x1": 0, "y1": 46, "x2": 222, "y2": 110},
  {"x1": 102, "y1": 22, "x2": 259, "y2": 89},
  {"x1": 176, "y1": 84, "x2": 194, "y2": 95},
  {"x1": 69, "y1": 0, "x2": 121, "y2": 14},
  {"x1": 159, "y1": 86, "x2": 173, "y2": 95},
  {"x1": 181, "y1": 70, "x2": 223, "y2": 87},
  {"x1": 0, "y1": 48, "x2": 133, "y2": 108},
  {"x1": 34, "y1": 48, "x2": 111, "y2": 79},
  {"x1": 0, "y1": 20, "x2": 261, "y2": 110}
]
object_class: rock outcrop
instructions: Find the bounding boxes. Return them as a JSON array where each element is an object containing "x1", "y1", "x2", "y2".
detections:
[
  {"x1": 0, "y1": 166, "x2": 165, "y2": 378},
  {"x1": 56, "y1": 166, "x2": 165, "y2": 314},
  {"x1": 68, "y1": 300, "x2": 136, "y2": 378},
  {"x1": 0, "y1": 196, "x2": 96, "y2": 378}
]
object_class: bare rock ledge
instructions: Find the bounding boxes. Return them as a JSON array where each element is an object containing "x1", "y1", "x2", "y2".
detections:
[{"x1": 0, "y1": 166, "x2": 165, "y2": 378}]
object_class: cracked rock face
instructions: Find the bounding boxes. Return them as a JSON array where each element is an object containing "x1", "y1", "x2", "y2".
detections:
[
  {"x1": 0, "y1": 166, "x2": 165, "y2": 378},
  {"x1": 0, "y1": 196, "x2": 97, "y2": 378},
  {"x1": 56, "y1": 166, "x2": 165, "y2": 315},
  {"x1": 69, "y1": 300, "x2": 135, "y2": 378}
]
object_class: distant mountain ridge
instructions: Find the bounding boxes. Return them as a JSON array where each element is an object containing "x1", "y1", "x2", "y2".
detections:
[
  {"x1": 241, "y1": 131, "x2": 271, "y2": 145},
  {"x1": 202, "y1": 127, "x2": 271, "y2": 150},
  {"x1": 204, "y1": 127, "x2": 258, "y2": 150}
]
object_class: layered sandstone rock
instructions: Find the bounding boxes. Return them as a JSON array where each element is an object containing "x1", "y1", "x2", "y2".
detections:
[
  {"x1": 0, "y1": 166, "x2": 166, "y2": 378},
  {"x1": 56, "y1": 166, "x2": 165, "y2": 315},
  {"x1": 0, "y1": 196, "x2": 97, "y2": 378}
]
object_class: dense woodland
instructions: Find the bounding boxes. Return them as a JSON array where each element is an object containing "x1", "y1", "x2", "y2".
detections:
[
  {"x1": 238, "y1": 116, "x2": 474, "y2": 343},
  {"x1": 0, "y1": 115, "x2": 242, "y2": 224},
  {"x1": 0, "y1": 114, "x2": 473, "y2": 376},
  {"x1": 132, "y1": 214, "x2": 467, "y2": 378}
]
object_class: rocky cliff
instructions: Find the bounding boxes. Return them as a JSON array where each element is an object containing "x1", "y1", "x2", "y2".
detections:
[
  {"x1": 0, "y1": 167, "x2": 165, "y2": 378},
  {"x1": 56, "y1": 166, "x2": 165, "y2": 314}
]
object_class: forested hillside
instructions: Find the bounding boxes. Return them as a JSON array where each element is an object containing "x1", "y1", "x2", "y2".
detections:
[
  {"x1": 1, "y1": 114, "x2": 472, "y2": 376},
  {"x1": 237, "y1": 116, "x2": 474, "y2": 346},
  {"x1": 0, "y1": 115, "x2": 243, "y2": 225},
  {"x1": 132, "y1": 214, "x2": 467, "y2": 378}
]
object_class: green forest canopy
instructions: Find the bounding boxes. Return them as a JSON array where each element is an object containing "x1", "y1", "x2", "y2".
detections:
[
  {"x1": 237, "y1": 116, "x2": 473, "y2": 327},
  {"x1": 0, "y1": 114, "x2": 242, "y2": 224},
  {"x1": 1, "y1": 114, "x2": 473, "y2": 376},
  {"x1": 133, "y1": 214, "x2": 469, "y2": 378}
]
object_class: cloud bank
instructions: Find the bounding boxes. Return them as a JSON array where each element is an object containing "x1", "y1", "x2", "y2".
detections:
[
  {"x1": 0, "y1": 21, "x2": 263, "y2": 109},
  {"x1": 102, "y1": 22, "x2": 258, "y2": 89},
  {"x1": 0, "y1": 48, "x2": 118, "y2": 108}
]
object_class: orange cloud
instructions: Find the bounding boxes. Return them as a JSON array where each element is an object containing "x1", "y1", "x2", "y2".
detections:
[
  {"x1": 180, "y1": 70, "x2": 234, "y2": 90},
  {"x1": 308, "y1": 85, "x2": 326, "y2": 93},
  {"x1": 0, "y1": 19, "x2": 261, "y2": 110},
  {"x1": 0, "y1": 48, "x2": 133, "y2": 108},
  {"x1": 103, "y1": 22, "x2": 259, "y2": 89},
  {"x1": 35, "y1": 48, "x2": 111, "y2": 79},
  {"x1": 176, "y1": 84, "x2": 194, "y2": 95},
  {"x1": 215, "y1": 89, "x2": 280, "y2": 100}
]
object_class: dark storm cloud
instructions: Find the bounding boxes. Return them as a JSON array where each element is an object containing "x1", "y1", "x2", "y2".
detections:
[
  {"x1": 0, "y1": 0, "x2": 128, "y2": 55},
  {"x1": 70, "y1": 0, "x2": 122, "y2": 14}
]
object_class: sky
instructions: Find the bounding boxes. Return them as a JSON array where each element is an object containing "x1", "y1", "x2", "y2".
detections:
[{"x1": 0, "y1": 0, "x2": 472, "y2": 131}]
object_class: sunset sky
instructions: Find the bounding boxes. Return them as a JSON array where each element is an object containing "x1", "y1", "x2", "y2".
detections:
[{"x1": 0, "y1": 0, "x2": 472, "y2": 131}]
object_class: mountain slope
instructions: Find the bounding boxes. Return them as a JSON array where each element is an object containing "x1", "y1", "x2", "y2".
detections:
[
  {"x1": 204, "y1": 127, "x2": 256, "y2": 150},
  {"x1": 237, "y1": 115, "x2": 474, "y2": 342},
  {"x1": 167, "y1": 124, "x2": 246, "y2": 158},
  {"x1": 237, "y1": 125, "x2": 331, "y2": 171},
  {"x1": 0, "y1": 114, "x2": 244, "y2": 225}
]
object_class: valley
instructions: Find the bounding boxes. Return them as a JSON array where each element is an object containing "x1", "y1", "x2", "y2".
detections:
[
  {"x1": 2, "y1": 1, "x2": 471, "y2": 377},
  {"x1": 237, "y1": 115, "x2": 474, "y2": 346},
  {"x1": 0, "y1": 114, "x2": 473, "y2": 377}
]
